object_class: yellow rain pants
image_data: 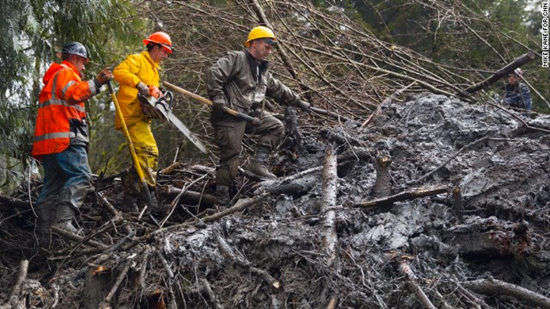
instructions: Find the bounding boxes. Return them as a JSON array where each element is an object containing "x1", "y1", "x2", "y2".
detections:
[{"x1": 127, "y1": 120, "x2": 158, "y2": 187}]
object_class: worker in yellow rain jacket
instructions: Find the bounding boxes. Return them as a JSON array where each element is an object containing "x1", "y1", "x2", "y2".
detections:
[{"x1": 113, "y1": 31, "x2": 172, "y2": 209}]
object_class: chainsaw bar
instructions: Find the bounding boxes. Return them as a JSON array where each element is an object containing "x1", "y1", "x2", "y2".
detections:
[{"x1": 141, "y1": 92, "x2": 207, "y2": 154}]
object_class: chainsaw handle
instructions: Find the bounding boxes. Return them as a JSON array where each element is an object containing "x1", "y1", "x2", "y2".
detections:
[{"x1": 164, "y1": 91, "x2": 174, "y2": 109}]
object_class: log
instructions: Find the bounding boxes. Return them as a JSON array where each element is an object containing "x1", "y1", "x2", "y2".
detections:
[
  {"x1": 465, "y1": 52, "x2": 536, "y2": 94},
  {"x1": 399, "y1": 260, "x2": 437, "y2": 309},
  {"x1": 456, "y1": 282, "x2": 491, "y2": 309},
  {"x1": 452, "y1": 186, "x2": 464, "y2": 221},
  {"x1": 353, "y1": 185, "x2": 449, "y2": 208},
  {"x1": 372, "y1": 156, "x2": 392, "y2": 198},
  {"x1": 321, "y1": 144, "x2": 338, "y2": 267},
  {"x1": 6, "y1": 259, "x2": 29, "y2": 307},
  {"x1": 462, "y1": 278, "x2": 550, "y2": 308},
  {"x1": 449, "y1": 217, "x2": 533, "y2": 259}
]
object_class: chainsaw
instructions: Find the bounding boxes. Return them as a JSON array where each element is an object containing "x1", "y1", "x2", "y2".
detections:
[{"x1": 138, "y1": 90, "x2": 207, "y2": 154}]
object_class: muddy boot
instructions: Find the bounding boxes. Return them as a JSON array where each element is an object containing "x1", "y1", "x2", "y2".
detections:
[
  {"x1": 52, "y1": 204, "x2": 80, "y2": 235},
  {"x1": 215, "y1": 185, "x2": 231, "y2": 206},
  {"x1": 37, "y1": 201, "x2": 55, "y2": 250},
  {"x1": 248, "y1": 148, "x2": 277, "y2": 180}
]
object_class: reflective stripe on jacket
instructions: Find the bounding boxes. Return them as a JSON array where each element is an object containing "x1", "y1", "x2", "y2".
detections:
[
  {"x1": 206, "y1": 50, "x2": 301, "y2": 114},
  {"x1": 113, "y1": 51, "x2": 160, "y2": 128},
  {"x1": 31, "y1": 61, "x2": 97, "y2": 157}
]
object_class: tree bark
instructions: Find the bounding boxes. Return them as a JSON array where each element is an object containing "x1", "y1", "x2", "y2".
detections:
[
  {"x1": 399, "y1": 261, "x2": 437, "y2": 309},
  {"x1": 464, "y1": 52, "x2": 536, "y2": 94},
  {"x1": 462, "y1": 278, "x2": 550, "y2": 309},
  {"x1": 321, "y1": 144, "x2": 338, "y2": 267},
  {"x1": 353, "y1": 185, "x2": 449, "y2": 208}
]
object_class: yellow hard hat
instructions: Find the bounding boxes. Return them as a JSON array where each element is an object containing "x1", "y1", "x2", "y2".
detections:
[{"x1": 244, "y1": 26, "x2": 276, "y2": 47}]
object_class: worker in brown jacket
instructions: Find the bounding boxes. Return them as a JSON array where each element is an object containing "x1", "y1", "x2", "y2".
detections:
[{"x1": 206, "y1": 26, "x2": 311, "y2": 203}]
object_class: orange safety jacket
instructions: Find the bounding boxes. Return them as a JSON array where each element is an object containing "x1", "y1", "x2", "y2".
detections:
[{"x1": 31, "y1": 61, "x2": 98, "y2": 157}]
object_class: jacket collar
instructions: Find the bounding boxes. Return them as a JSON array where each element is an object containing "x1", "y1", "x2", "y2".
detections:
[
  {"x1": 142, "y1": 51, "x2": 160, "y2": 70},
  {"x1": 61, "y1": 60, "x2": 82, "y2": 77},
  {"x1": 245, "y1": 50, "x2": 269, "y2": 80}
]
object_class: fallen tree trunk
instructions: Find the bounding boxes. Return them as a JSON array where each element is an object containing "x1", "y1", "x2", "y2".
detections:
[
  {"x1": 0, "y1": 259, "x2": 29, "y2": 309},
  {"x1": 464, "y1": 52, "x2": 535, "y2": 94},
  {"x1": 321, "y1": 144, "x2": 338, "y2": 267},
  {"x1": 462, "y1": 278, "x2": 550, "y2": 309},
  {"x1": 353, "y1": 185, "x2": 449, "y2": 208},
  {"x1": 448, "y1": 217, "x2": 533, "y2": 259},
  {"x1": 372, "y1": 156, "x2": 392, "y2": 198}
]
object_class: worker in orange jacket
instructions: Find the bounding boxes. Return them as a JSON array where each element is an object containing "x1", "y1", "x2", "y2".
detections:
[
  {"x1": 113, "y1": 31, "x2": 171, "y2": 210},
  {"x1": 32, "y1": 42, "x2": 112, "y2": 243}
]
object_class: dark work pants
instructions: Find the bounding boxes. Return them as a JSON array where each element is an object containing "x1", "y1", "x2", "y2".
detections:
[
  {"x1": 36, "y1": 145, "x2": 92, "y2": 231},
  {"x1": 212, "y1": 110, "x2": 284, "y2": 187}
]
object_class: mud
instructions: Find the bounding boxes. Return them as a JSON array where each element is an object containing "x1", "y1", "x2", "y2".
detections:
[{"x1": 1, "y1": 94, "x2": 549, "y2": 308}]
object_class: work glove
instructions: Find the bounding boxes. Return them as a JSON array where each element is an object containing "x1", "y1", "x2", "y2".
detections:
[
  {"x1": 212, "y1": 101, "x2": 225, "y2": 114},
  {"x1": 296, "y1": 100, "x2": 311, "y2": 112},
  {"x1": 137, "y1": 82, "x2": 150, "y2": 97},
  {"x1": 148, "y1": 85, "x2": 162, "y2": 99},
  {"x1": 93, "y1": 68, "x2": 113, "y2": 88}
]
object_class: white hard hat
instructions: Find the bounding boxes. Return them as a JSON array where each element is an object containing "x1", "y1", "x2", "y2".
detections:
[{"x1": 513, "y1": 68, "x2": 523, "y2": 77}]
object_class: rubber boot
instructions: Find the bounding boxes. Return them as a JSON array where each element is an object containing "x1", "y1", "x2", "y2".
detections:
[
  {"x1": 52, "y1": 204, "x2": 80, "y2": 235},
  {"x1": 146, "y1": 186, "x2": 165, "y2": 216},
  {"x1": 248, "y1": 148, "x2": 277, "y2": 180},
  {"x1": 37, "y1": 201, "x2": 56, "y2": 249},
  {"x1": 215, "y1": 185, "x2": 231, "y2": 206}
]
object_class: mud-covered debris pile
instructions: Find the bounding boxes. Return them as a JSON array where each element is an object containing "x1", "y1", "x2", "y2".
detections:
[{"x1": 1, "y1": 93, "x2": 549, "y2": 308}]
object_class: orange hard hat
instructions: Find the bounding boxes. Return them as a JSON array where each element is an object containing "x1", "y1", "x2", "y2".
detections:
[{"x1": 143, "y1": 31, "x2": 173, "y2": 54}]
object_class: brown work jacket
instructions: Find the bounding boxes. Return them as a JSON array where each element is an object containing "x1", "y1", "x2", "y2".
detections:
[{"x1": 206, "y1": 50, "x2": 301, "y2": 114}]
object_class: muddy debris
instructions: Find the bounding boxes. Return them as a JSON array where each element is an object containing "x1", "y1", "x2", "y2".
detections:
[{"x1": 1, "y1": 93, "x2": 550, "y2": 308}]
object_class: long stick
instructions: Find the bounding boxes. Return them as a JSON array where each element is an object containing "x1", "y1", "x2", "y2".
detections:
[
  {"x1": 108, "y1": 82, "x2": 153, "y2": 205},
  {"x1": 353, "y1": 185, "x2": 449, "y2": 208},
  {"x1": 162, "y1": 81, "x2": 259, "y2": 123},
  {"x1": 517, "y1": 75, "x2": 550, "y2": 109},
  {"x1": 164, "y1": 81, "x2": 356, "y2": 124},
  {"x1": 399, "y1": 261, "x2": 437, "y2": 309}
]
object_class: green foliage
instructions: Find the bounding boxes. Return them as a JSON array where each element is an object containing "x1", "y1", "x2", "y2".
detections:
[
  {"x1": 349, "y1": 0, "x2": 548, "y2": 112},
  {"x1": 0, "y1": 0, "x2": 149, "y2": 191}
]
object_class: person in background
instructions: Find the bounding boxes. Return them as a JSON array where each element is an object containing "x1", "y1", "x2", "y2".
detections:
[{"x1": 503, "y1": 68, "x2": 532, "y2": 111}]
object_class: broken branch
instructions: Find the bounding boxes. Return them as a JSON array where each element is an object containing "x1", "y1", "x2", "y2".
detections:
[
  {"x1": 462, "y1": 278, "x2": 550, "y2": 308},
  {"x1": 353, "y1": 185, "x2": 449, "y2": 208}
]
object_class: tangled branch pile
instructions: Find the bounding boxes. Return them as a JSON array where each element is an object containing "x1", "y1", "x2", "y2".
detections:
[{"x1": 1, "y1": 0, "x2": 549, "y2": 308}]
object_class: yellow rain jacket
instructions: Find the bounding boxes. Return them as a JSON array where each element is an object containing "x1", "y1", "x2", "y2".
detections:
[{"x1": 113, "y1": 51, "x2": 160, "y2": 187}]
